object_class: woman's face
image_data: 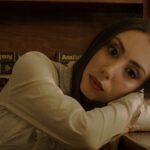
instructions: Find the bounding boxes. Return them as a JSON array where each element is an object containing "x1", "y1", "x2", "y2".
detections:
[{"x1": 80, "y1": 30, "x2": 150, "y2": 103}]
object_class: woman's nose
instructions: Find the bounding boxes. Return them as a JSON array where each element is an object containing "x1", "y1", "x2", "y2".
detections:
[
  {"x1": 100, "y1": 62, "x2": 121, "y2": 80},
  {"x1": 100, "y1": 68, "x2": 111, "y2": 80}
]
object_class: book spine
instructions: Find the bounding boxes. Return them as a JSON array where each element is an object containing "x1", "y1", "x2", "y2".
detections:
[
  {"x1": 0, "y1": 77, "x2": 9, "y2": 87},
  {"x1": 0, "y1": 62, "x2": 15, "y2": 74},
  {"x1": 55, "y1": 51, "x2": 82, "y2": 65},
  {"x1": 0, "y1": 51, "x2": 19, "y2": 90},
  {"x1": 0, "y1": 51, "x2": 19, "y2": 62}
]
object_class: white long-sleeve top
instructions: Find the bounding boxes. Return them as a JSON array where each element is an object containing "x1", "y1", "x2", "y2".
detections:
[{"x1": 0, "y1": 51, "x2": 149, "y2": 150}]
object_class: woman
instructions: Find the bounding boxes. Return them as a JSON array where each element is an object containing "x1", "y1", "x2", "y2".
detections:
[
  {"x1": 72, "y1": 18, "x2": 150, "y2": 110},
  {"x1": 0, "y1": 19, "x2": 150, "y2": 150}
]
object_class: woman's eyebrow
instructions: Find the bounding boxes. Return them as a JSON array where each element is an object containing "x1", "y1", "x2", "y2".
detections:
[{"x1": 113, "y1": 36, "x2": 125, "y2": 54}]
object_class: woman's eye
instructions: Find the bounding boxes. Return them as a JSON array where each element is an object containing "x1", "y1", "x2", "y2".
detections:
[
  {"x1": 126, "y1": 68, "x2": 139, "y2": 79},
  {"x1": 108, "y1": 45, "x2": 119, "y2": 57}
]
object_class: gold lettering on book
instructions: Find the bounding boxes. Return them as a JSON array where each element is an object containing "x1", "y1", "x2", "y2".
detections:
[
  {"x1": 61, "y1": 54, "x2": 81, "y2": 61},
  {"x1": 0, "y1": 55, "x2": 13, "y2": 61}
]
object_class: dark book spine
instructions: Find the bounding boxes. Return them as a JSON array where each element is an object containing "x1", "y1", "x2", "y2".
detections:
[
  {"x1": 0, "y1": 77, "x2": 9, "y2": 87},
  {"x1": 0, "y1": 62, "x2": 15, "y2": 74},
  {"x1": 0, "y1": 51, "x2": 19, "y2": 89},
  {"x1": 0, "y1": 51, "x2": 19, "y2": 62}
]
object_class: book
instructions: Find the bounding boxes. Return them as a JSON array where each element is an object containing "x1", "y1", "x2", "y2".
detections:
[
  {"x1": 0, "y1": 74, "x2": 10, "y2": 88},
  {"x1": 0, "y1": 62, "x2": 15, "y2": 74},
  {"x1": 54, "y1": 51, "x2": 82, "y2": 65},
  {"x1": 0, "y1": 51, "x2": 19, "y2": 74},
  {"x1": 0, "y1": 51, "x2": 19, "y2": 88},
  {"x1": 0, "y1": 51, "x2": 19, "y2": 62},
  {"x1": 0, "y1": 76, "x2": 9, "y2": 87}
]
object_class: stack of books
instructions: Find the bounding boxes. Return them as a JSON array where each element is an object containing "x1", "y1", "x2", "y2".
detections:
[{"x1": 0, "y1": 51, "x2": 19, "y2": 89}]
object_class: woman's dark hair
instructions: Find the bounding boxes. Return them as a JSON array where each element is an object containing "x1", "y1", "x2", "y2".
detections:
[{"x1": 71, "y1": 18, "x2": 150, "y2": 110}]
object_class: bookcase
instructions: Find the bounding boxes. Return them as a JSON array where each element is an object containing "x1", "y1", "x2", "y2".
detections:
[
  {"x1": 0, "y1": 0, "x2": 149, "y2": 89},
  {"x1": 0, "y1": 0, "x2": 149, "y2": 57}
]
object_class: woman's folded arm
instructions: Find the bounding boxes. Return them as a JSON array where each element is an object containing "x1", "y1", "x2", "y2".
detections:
[
  {"x1": 0, "y1": 51, "x2": 144, "y2": 150},
  {"x1": 129, "y1": 100, "x2": 150, "y2": 132}
]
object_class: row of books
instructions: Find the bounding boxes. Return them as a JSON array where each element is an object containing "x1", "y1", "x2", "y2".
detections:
[
  {"x1": 0, "y1": 51, "x2": 19, "y2": 87},
  {"x1": 0, "y1": 51, "x2": 82, "y2": 88}
]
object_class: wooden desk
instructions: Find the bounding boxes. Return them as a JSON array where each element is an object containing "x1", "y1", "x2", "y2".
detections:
[
  {"x1": 119, "y1": 132, "x2": 150, "y2": 150},
  {"x1": 100, "y1": 132, "x2": 150, "y2": 150}
]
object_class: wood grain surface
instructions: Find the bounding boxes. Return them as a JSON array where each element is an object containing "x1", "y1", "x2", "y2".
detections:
[{"x1": 0, "y1": 2, "x2": 142, "y2": 58}]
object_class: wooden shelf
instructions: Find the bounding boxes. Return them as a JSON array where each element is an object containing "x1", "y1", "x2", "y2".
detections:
[
  {"x1": 0, "y1": 0, "x2": 147, "y2": 57},
  {"x1": 0, "y1": 0, "x2": 144, "y2": 4},
  {"x1": 0, "y1": 0, "x2": 149, "y2": 91},
  {"x1": 0, "y1": 0, "x2": 147, "y2": 19}
]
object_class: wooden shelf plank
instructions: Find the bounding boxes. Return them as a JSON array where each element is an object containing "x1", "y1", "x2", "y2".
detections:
[{"x1": 0, "y1": 0, "x2": 143, "y2": 4}]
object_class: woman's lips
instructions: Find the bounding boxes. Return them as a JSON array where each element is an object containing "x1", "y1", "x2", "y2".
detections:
[{"x1": 89, "y1": 74, "x2": 104, "y2": 91}]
